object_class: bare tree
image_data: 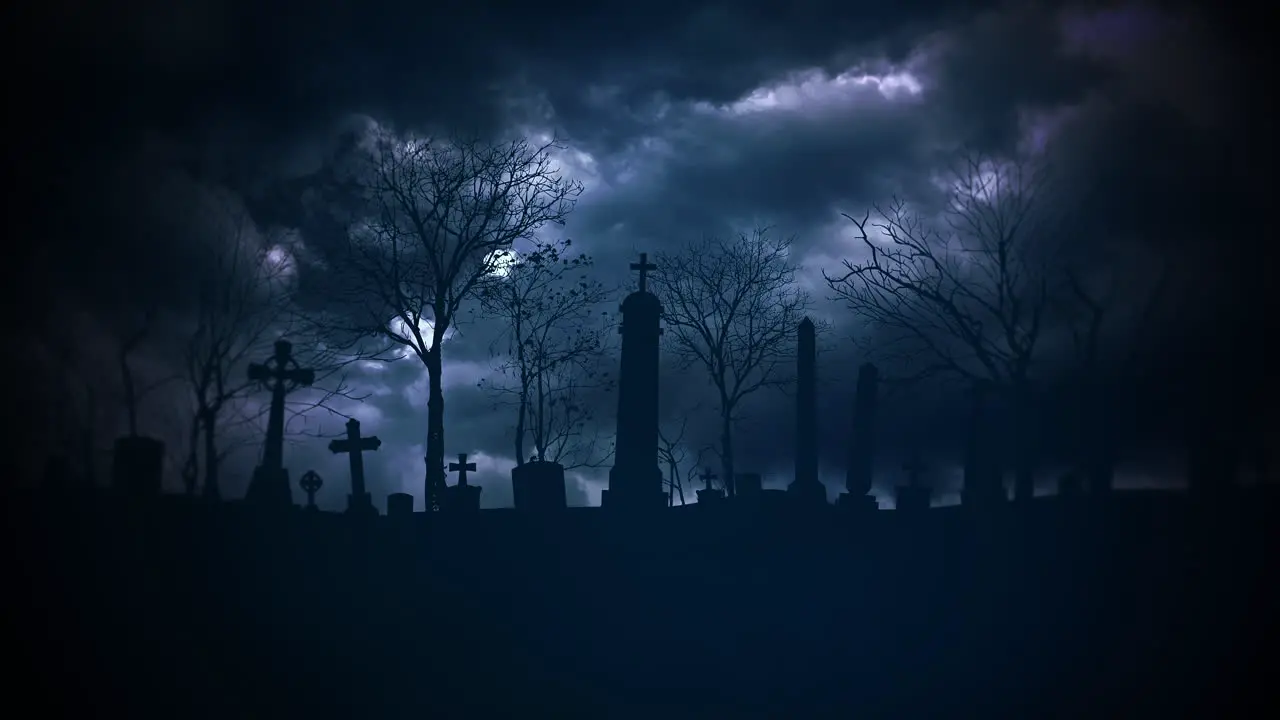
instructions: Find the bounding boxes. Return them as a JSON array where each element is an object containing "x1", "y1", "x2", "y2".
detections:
[
  {"x1": 824, "y1": 151, "x2": 1060, "y2": 500},
  {"x1": 657, "y1": 411, "x2": 710, "y2": 507},
  {"x1": 478, "y1": 238, "x2": 616, "y2": 469},
  {"x1": 652, "y1": 228, "x2": 811, "y2": 497},
  {"x1": 180, "y1": 199, "x2": 293, "y2": 500},
  {"x1": 179, "y1": 193, "x2": 365, "y2": 500},
  {"x1": 116, "y1": 309, "x2": 168, "y2": 438},
  {"x1": 302, "y1": 128, "x2": 583, "y2": 510},
  {"x1": 1061, "y1": 245, "x2": 1175, "y2": 493}
]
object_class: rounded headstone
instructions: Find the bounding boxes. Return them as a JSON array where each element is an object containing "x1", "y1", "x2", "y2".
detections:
[
  {"x1": 387, "y1": 492, "x2": 414, "y2": 517},
  {"x1": 112, "y1": 436, "x2": 165, "y2": 497}
]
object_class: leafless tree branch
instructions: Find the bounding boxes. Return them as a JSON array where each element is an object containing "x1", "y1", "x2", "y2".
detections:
[{"x1": 652, "y1": 227, "x2": 811, "y2": 497}]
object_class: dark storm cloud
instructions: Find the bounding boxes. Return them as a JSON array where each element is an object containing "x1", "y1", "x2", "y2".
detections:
[{"x1": 12, "y1": 0, "x2": 1270, "y2": 500}]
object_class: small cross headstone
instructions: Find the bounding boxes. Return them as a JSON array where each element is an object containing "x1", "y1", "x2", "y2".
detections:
[
  {"x1": 329, "y1": 418, "x2": 381, "y2": 515},
  {"x1": 449, "y1": 453, "x2": 477, "y2": 487},
  {"x1": 630, "y1": 253, "x2": 657, "y2": 293},
  {"x1": 696, "y1": 467, "x2": 724, "y2": 504},
  {"x1": 445, "y1": 453, "x2": 482, "y2": 513},
  {"x1": 299, "y1": 470, "x2": 324, "y2": 511}
]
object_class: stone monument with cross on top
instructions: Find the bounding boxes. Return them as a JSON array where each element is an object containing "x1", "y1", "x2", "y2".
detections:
[
  {"x1": 329, "y1": 417, "x2": 381, "y2": 517},
  {"x1": 603, "y1": 252, "x2": 667, "y2": 511},
  {"x1": 245, "y1": 339, "x2": 315, "y2": 509},
  {"x1": 444, "y1": 453, "x2": 482, "y2": 512},
  {"x1": 696, "y1": 467, "x2": 723, "y2": 504}
]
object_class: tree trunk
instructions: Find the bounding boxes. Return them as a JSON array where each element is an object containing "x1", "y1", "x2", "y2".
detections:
[
  {"x1": 201, "y1": 411, "x2": 221, "y2": 501},
  {"x1": 514, "y1": 320, "x2": 528, "y2": 466},
  {"x1": 534, "y1": 367, "x2": 547, "y2": 462},
  {"x1": 720, "y1": 409, "x2": 735, "y2": 498},
  {"x1": 514, "y1": 387, "x2": 528, "y2": 466},
  {"x1": 425, "y1": 345, "x2": 446, "y2": 512}
]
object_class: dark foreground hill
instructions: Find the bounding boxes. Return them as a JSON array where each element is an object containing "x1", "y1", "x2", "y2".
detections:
[{"x1": 5, "y1": 488, "x2": 1277, "y2": 718}]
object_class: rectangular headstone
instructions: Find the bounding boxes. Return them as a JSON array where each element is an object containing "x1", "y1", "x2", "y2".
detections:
[
  {"x1": 111, "y1": 436, "x2": 164, "y2": 498},
  {"x1": 734, "y1": 473, "x2": 762, "y2": 497},
  {"x1": 512, "y1": 461, "x2": 567, "y2": 511}
]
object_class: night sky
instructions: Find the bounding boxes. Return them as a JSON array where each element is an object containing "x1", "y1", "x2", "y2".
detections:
[{"x1": 7, "y1": 1, "x2": 1273, "y2": 509}]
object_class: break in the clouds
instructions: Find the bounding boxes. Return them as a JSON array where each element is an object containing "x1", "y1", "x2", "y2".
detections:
[{"x1": 10, "y1": 1, "x2": 1272, "y2": 507}]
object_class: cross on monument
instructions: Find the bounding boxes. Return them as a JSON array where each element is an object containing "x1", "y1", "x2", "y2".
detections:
[
  {"x1": 299, "y1": 470, "x2": 323, "y2": 511},
  {"x1": 329, "y1": 418, "x2": 381, "y2": 514},
  {"x1": 699, "y1": 468, "x2": 718, "y2": 491},
  {"x1": 245, "y1": 340, "x2": 315, "y2": 508},
  {"x1": 449, "y1": 453, "x2": 477, "y2": 486},
  {"x1": 630, "y1": 252, "x2": 657, "y2": 293}
]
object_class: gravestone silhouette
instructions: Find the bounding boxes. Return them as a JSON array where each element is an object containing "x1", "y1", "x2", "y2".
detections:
[
  {"x1": 111, "y1": 437, "x2": 164, "y2": 499},
  {"x1": 1057, "y1": 472, "x2": 1084, "y2": 499},
  {"x1": 696, "y1": 468, "x2": 723, "y2": 504},
  {"x1": 603, "y1": 253, "x2": 667, "y2": 511},
  {"x1": 329, "y1": 418, "x2": 380, "y2": 517},
  {"x1": 387, "y1": 492, "x2": 414, "y2": 519},
  {"x1": 445, "y1": 453, "x2": 482, "y2": 512},
  {"x1": 299, "y1": 470, "x2": 323, "y2": 512},
  {"x1": 895, "y1": 458, "x2": 931, "y2": 513},
  {"x1": 245, "y1": 340, "x2": 314, "y2": 509},
  {"x1": 734, "y1": 473, "x2": 762, "y2": 499},
  {"x1": 788, "y1": 317, "x2": 827, "y2": 506},
  {"x1": 512, "y1": 460, "x2": 567, "y2": 511},
  {"x1": 839, "y1": 362, "x2": 880, "y2": 512}
]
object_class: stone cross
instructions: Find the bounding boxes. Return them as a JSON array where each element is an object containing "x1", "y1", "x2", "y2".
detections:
[
  {"x1": 329, "y1": 418, "x2": 381, "y2": 498},
  {"x1": 449, "y1": 453, "x2": 477, "y2": 487},
  {"x1": 699, "y1": 467, "x2": 718, "y2": 491},
  {"x1": 630, "y1": 253, "x2": 657, "y2": 293},
  {"x1": 299, "y1": 470, "x2": 323, "y2": 511},
  {"x1": 245, "y1": 340, "x2": 315, "y2": 508},
  {"x1": 248, "y1": 340, "x2": 315, "y2": 473}
]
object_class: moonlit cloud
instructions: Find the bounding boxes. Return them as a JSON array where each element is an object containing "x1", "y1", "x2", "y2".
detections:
[{"x1": 712, "y1": 66, "x2": 926, "y2": 118}]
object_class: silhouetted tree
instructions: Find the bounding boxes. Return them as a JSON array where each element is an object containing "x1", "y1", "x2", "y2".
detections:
[
  {"x1": 658, "y1": 411, "x2": 709, "y2": 506},
  {"x1": 478, "y1": 239, "x2": 615, "y2": 469},
  {"x1": 1061, "y1": 246, "x2": 1174, "y2": 493},
  {"x1": 301, "y1": 127, "x2": 583, "y2": 510},
  {"x1": 824, "y1": 151, "x2": 1056, "y2": 500},
  {"x1": 179, "y1": 196, "x2": 294, "y2": 500},
  {"x1": 116, "y1": 309, "x2": 164, "y2": 438},
  {"x1": 652, "y1": 228, "x2": 811, "y2": 498}
]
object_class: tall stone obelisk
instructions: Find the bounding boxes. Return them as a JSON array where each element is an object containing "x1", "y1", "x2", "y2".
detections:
[
  {"x1": 788, "y1": 317, "x2": 827, "y2": 505},
  {"x1": 603, "y1": 253, "x2": 667, "y2": 511},
  {"x1": 839, "y1": 362, "x2": 880, "y2": 511}
]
